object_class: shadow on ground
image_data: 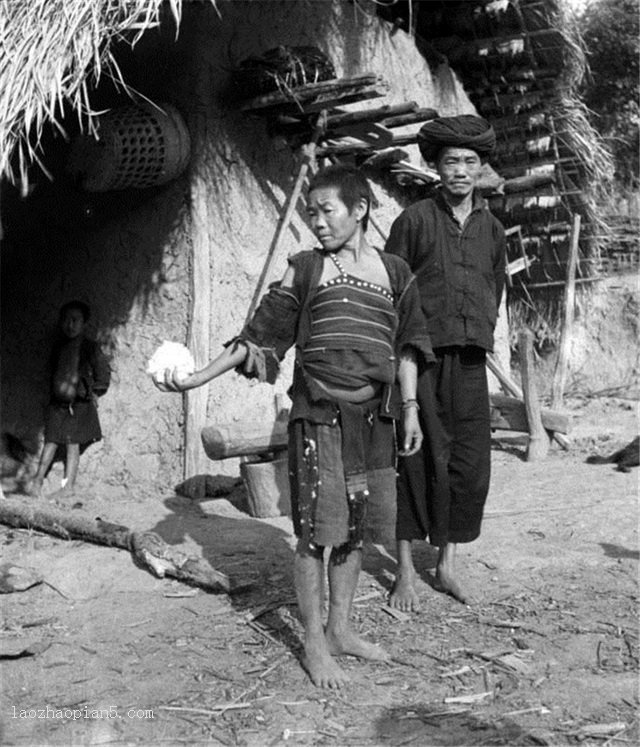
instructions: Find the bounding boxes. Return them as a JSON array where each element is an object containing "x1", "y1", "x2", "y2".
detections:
[
  {"x1": 150, "y1": 484, "x2": 304, "y2": 661},
  {"x1": 376, "y1": 706, "x2": 554, "y2": 745}
]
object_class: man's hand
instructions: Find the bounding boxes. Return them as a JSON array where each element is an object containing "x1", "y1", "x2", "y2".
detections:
[{"x1": 398, "y1": 408, "x2": 422, "y2": 456}]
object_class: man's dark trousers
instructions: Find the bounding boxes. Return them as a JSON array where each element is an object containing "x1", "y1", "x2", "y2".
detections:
[{"x1": 396, "y1": 345, "x2": 491, "y2": 547}]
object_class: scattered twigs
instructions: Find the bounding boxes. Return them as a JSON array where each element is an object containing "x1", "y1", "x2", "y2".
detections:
[
  {"x1": 444, "y1": 691, "x2": 492, "y2": 704},
  {"x1": 501, "y1": 706, "x2": 551, "y2": 717},
  {"x1": 381, "y1": 605, "x2": 410, "y2": 622},
  {"x1": 158, "y1": 703, "x2": 253, "y2": 716},
  {"x1": 246, "y1": 620, "x2": 281, "y2": 647}
]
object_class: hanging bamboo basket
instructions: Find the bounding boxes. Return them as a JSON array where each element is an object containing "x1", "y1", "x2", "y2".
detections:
[{"x1": 67, "y1": 103, "x2": 191, "y2": 192}]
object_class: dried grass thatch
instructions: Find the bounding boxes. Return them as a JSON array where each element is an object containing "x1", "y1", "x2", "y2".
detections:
[{"x1": 0, "y1": 0, "x2": 216, "y2": 193}]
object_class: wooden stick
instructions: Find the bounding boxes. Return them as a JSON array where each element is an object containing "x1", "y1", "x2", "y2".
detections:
[
  {"x1": 486, "y1": 353, "x2": 523, "y2": 399},
  {"x1": 241, "y1": 74, "x2": 388, "y2": 111},
  {"x1": 519, "y1": 330, "x2": 548, "y2": 461},
  {"x1": 244, "y1": 115, "x2": 325, "y2": 323},
  {"x1": 325, "y1": 102, "x2": 418, "y2": 129},
  {"x1": 551, "y1": 213, "x2": 581, "y2": 408},
  {"x1": 381, "y1": 107, "x2": 439, "y2": 128},
  {"x1": 315, "y1": 132, "x2": 419, "y2": 157},
  {"x1": 524, "y1": 277, "x2": 599, "y2": 290}
]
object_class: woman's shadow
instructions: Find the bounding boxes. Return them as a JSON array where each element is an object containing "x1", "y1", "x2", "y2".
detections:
[{"x1": 149, "y1": 475, "x2": 304, "y2": 658}]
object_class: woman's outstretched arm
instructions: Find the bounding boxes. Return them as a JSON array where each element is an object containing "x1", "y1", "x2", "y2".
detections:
[{"x1": 158, "y1": 343, "x2": 248, "y2": 392}]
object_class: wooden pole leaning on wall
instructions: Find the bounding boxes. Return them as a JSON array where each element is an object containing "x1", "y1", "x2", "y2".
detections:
[
  {"x1": 551, "y1": 213, "x2": 581, "y2": 409},
  {"x1": 519, "y1": 329, "x2": 548, "y2": 461},
  {"x1": 244, "y1": 112, "x2": 327, "y2": 323}
]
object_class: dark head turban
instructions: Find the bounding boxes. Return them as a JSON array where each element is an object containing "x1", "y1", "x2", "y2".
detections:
[{"x1": 417, "y1": 115, "x2": 496, "y2": 163}]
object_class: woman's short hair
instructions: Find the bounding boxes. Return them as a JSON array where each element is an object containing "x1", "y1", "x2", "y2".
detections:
[{"x1": 307, "y1": 164, "x2": 371, "y2": 231}]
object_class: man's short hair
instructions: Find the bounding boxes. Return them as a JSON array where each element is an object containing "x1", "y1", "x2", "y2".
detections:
[{"x1": 307, "y1": 164, "x2": 372, "y2": 231}]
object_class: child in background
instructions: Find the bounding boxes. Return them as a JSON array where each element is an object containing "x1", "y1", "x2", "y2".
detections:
[{"x1": 28, "y1": 301, "x2": 110, "y2": 498}]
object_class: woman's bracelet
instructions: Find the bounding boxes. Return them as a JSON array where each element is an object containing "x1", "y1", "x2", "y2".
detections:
[{"x1": 402, "y1": 399, "x2": 420, "y2": 411}]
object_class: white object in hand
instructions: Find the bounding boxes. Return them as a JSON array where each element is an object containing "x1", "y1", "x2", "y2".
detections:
[{"x1": 147, "y1": 341, "x2": 195, "y2": 387}]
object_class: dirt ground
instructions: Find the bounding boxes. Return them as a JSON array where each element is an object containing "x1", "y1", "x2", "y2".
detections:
[{"x1": 0, "y1": 395, "x2": 638, "y2": 747}]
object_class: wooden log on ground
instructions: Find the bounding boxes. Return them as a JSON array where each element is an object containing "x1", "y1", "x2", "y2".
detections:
[
  {"x1": 519, "y1": 330, "x2": 548, "y2": 461},
  {"x1": 490, "y1": 393, "x2": 570, "y2": 434},
  {"x1": 202, "y1": 421, "x2": 289, "y2": 460},
  {"x1": 0, "y1": 498, "x2": 233, "y2": 594},
  {"x1": 551, "y1": 213, "x2": 581, "y2": 408}
]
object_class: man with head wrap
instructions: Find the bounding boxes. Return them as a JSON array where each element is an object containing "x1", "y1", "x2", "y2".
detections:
[{"x1": 385, "y1": 114, "x2": 506, "y2": 607}]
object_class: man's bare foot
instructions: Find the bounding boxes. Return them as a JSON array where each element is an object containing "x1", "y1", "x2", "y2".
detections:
[
  {"x1": 302, "y1": 641, "x2": 350, "y2": 688},
  {"x1": 434, "y1": 567, "x2": 473, "y2": 605},
  {"x1": 388, "y1": 570, "x2": 421, "y2": 612},
  {"x1": 326, "y1": 629, "x2": 390, "y2": 662}
]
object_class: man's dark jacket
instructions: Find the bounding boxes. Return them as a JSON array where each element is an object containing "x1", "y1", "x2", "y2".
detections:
[{"x1": 385, "y1": 189, "x2": 506, "y2": 352}]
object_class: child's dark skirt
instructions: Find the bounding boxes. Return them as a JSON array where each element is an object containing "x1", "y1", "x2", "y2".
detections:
[{"x1": 45, "y1": 400, "x2": 102, "y2": 446}]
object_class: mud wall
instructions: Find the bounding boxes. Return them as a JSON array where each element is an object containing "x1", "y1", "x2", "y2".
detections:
[
  {"x1": 552, "y1": 274, "x2": 639, "y2": 396},
  {"x1": 0, "y1": 0, "x2": 474, "y2": 491}
]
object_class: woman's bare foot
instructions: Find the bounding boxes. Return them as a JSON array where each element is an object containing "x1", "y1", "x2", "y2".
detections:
[
  {"x1": 302, "y1": 640, "x2": 351, "y2": 688},
  {"x1": 389, "y1": 569, "x2": 421, "y2": 611},
  {"x1": 326, "y1": 628, "x2": 390, "y2": 662}
]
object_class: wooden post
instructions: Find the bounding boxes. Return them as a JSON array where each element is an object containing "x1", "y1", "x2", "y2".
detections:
[
  {"x1": 519, "y1": 330, "x2": 548, "y2": 461},
  {"x1": 184, "y1": 107, "x2": 212, "y2": 497},
  {"x1": 551, "y1": 213, "x2": 581, "y2": 408},
  {"x1": 487, "y1": 353, "x2": 570, "y2": 450}
]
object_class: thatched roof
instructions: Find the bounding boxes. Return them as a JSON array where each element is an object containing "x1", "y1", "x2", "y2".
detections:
[{"x1": 0, "y1": 0, "x2": 216, "y2": 193}]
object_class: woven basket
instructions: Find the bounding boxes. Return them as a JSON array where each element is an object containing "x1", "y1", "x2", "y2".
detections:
[{"x1": 67, "y1": 103, "x2": 191, "y2": 192}]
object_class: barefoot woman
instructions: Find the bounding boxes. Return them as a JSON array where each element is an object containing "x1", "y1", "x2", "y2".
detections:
[{"x1": 158, "y1": 165, "x2": 433, "y2": 687}]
